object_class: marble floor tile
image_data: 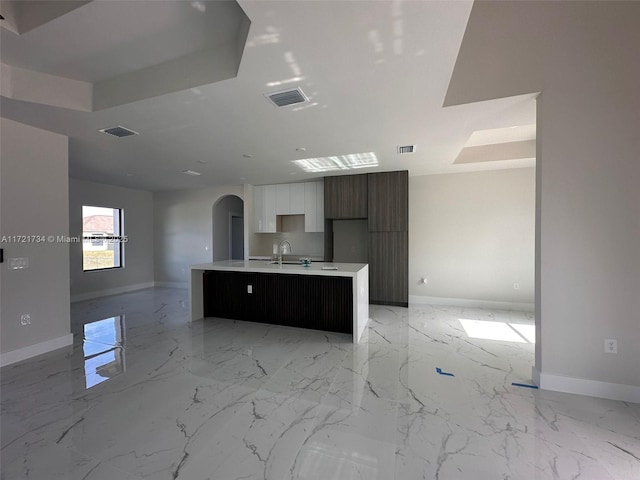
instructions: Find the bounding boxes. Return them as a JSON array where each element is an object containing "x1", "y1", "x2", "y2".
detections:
[{"x1": 2, "y1": 288, "x2": 639, "y2": 480}]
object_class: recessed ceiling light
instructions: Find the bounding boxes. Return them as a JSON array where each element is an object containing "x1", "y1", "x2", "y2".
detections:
[
  {"x1": 242, "y1": 154, "x2": 252, "y2": 159},
  {"x1": 197, "y1": 160, "x2": 207, "y2": 164},
  {"x1": 181, "y1": 170, "x2": 202, "y2": 176},
  {"x1": 289, "y1": 172, "x2": 297, "y2": 175},
  {"x1": 239, "y1": 177, "x2": 246, "y2": 181},
  {"x1": 296, "y1": 147, "x2": 306, "y2": 152},
  {"x1": 293, "y1": 152, "x2": 378, "y2": 173},
  {"x1": 126, "y1": 173, "x2": 135, "y2": 177}
]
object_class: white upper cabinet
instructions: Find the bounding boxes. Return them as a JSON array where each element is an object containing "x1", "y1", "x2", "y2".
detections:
[
  {"x1": 275, "y1": 183, "x2": 305, "y2": 215},
  {"x1": 290, "y1": 184, "x2": 305, "y2": 214},
  {"x1": 276, "y1": 184, "x2": 290, "y2": 214},
  {"x1": 304, "y1": 182, "x2": 324, "y2": 232},
  {"x1": 255, "y1": 182, "x2": 323, "y2": 233},
  {"x1": 254, "y1": 185, "x2": 277, "y2": 233},
  {"x1": 316, "y1": 182, "x2": 324, "y2": 231},
  {"x1": 253, "y1": 185, "x2": 264, "y2": 232}
]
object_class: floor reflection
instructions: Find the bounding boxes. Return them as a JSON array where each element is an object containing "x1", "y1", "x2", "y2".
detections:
[{"x1": 83, "y1": 316, "x2": 126, "y2": 389}]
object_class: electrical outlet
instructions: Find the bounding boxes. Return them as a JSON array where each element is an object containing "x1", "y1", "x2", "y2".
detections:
[
  {"x1": 247, "y1": 284, "x2": 253, "y2": 294},
  {"x1": 513, "y1": 283, "x2": 520, "y2": 290},
  {"x1": 20, "y1": 314, "x2": 31, "y2": 326},
  {"x1": 604, "y1": 338, "x2": 618, "y2": 354},
  {"x1": 419, "y1": 277, "x2": 427, "y2": 285}
]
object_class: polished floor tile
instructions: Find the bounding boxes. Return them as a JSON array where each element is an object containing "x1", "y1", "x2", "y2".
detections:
[{"x1": 1, "y1": 287, "x2": 638, "y2": 479}]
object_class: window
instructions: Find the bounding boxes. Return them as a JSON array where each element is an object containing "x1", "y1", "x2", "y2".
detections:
[{"x1": 82, "y1": 206, "x2": 123, "y2": 271}]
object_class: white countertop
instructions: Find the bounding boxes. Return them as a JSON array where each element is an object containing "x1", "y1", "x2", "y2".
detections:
[{"x1": 191, "y1": 260, "x2": 367, "y2": 277}]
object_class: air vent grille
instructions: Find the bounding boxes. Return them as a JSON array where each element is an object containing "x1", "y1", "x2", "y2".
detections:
[
  {"x1": 265, "y1": 87, "x2": 308, "y2": 107},
  {"x1": 397, "y1": 145, "x2": 416, "y2": 154},
  {"x1": 99, "y1": 126, "x2": 139, "y2": 138}
]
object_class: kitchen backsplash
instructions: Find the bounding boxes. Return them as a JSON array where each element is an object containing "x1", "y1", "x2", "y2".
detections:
[{"x1": 250, "y1": 232, "x2": 324, "y2": 259}]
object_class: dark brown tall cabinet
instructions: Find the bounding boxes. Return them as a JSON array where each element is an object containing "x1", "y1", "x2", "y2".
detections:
[
  {"x1": 324, "y1": 170, "x2": 408, "y2": 307},
  {"x1": 367, "y1": 171, "x2": 408, "y2": 306},
  {"x1": 367, "y1": 171, "x2": 408, "y2": 232},
  {"x1": 324, "y1": 174, "x2": 368, "y2": 219}
]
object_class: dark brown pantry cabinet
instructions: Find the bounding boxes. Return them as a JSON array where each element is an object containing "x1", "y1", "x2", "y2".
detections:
[
  {"x1": 368, "y1": 231, "x2": 408, "y2": 306},
  {"x1": 324, "y1": 174, "x2": 368, "y2": 219},
  {"x1": 367, "y1": 171, "x2": 408, "y2": 307},
  {"x1": 367, "y1": 171, "x2": 408, "y2": 232},
  {"x1": 324, "y1": 170, "x2": 409, "y2": 307}
]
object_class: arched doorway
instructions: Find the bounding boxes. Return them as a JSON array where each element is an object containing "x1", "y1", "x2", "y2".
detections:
[{"x1": 212, "y1": 195, "x2": 244, "y2": 261}]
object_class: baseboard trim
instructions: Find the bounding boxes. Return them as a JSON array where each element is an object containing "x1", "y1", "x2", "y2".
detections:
[
  {"x1": 533, "y1": 367, "x2": 640, "y2": 404},
  {"x1": 409, "y1": 295, "x2": 535, "y2": 312},
  {"x1": 371, "y1": 300, "x2": 409, "y2": 308},
  {"x1": 0, "y1": 333, "x2": 73, "y2": 367},
  {"x1": 154, "y1": 281, "x2": 189, "y2": 289},
  {"x1": 71, "y1": 282, "x2": 155, "y2": 302}
]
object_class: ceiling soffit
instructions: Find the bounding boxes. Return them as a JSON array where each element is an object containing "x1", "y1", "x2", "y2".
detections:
[{"x1": 0, "y1": 1, "x2": 251, "y2": 111}]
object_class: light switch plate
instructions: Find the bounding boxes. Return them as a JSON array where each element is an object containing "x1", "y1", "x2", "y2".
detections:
[{"x1": 9, "y1": 257, "x2": 29, "y2": 269}]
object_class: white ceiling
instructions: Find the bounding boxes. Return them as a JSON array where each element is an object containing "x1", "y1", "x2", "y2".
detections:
[{"x1": 0, "y1": 0, "x2": 537, "y2": 192}]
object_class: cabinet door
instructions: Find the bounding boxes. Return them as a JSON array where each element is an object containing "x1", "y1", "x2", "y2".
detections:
[
  {"x1": 324, "y1": 174, "x2": 368, "y2": 219},
  {"x1": 290, "y1": 184, "x2": 305, "y2": 214},
  {"x1": 276, "y1": 184, "x2": 290, "y2": 214},
  {"x1": 253, "y1": 186, "x2": 265, "y2": 232},
  {"x1": 263, "y1": 185, "x2": 277, "y2": 232},
  {"x1": 316, "y1": 182, "x2": 324, "y2": 232},
  {"x1": 203, "y1": 271, "x2": 251, "y2": 319},
  {"x1": 368, "y1": 171, "x2": 408, "y2": 232},
  {"x1": 304, "y1": 182, "x2": 317, "y2": 232},
  {"x1": 303, "y1": 182, "x2": 325, "y2": 232},
  {"x1": 369, "y1": 231, "x2": 408, "y2": 306}
]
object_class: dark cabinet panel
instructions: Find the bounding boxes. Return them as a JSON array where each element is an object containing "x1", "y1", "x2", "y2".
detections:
[
  {"x1": 324, "y1": 174, "x2": 368, "y2": 219},
  {"x1": 368, "y1": 171, "x2": 408, "y2": 232},
  {"x1": 203, "y1": 271, "x2": 250, "y2": 319},
  {"x1": 203, "y1": 271, "x2": 353, "y2": 334},
  {"x1": 369, "y1": 231, "x2": 408, "y2": 306},
  {"x1": 323, "y1": 170, "x2": 409, "y2": 308}
]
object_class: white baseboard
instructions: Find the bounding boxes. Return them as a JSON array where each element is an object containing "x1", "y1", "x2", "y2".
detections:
[
  {"x1": 0, "y1": 333, "x2": 73, "y2": 367},
  {"x1": 409, "y1": 295, "x2": 535, "y2": 312},
  {"x1": 154, "y1": 281, "x2": 189, "y2": 289},
  {"x1": 71, "y1": 282, "x2": 155, "y2": 302},
  {"x1": 533, "y1": 367, "x2": 640, "y2": 404}
]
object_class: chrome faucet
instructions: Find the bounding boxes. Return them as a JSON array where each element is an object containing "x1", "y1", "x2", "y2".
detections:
[{"x1": 278, "y1": 240, "x2": 292, "y2": 266}]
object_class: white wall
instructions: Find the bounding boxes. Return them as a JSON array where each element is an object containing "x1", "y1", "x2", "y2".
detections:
[
  {"x1": 0, "y1": 118, "x2": 72, "y2": 365},
  {"x1": 154, "y1": 185, "x2": 244, "y2": 286},
  {"x1": 69, "y1": 179, "x2": 154, "y2": 300},
  {"x1": 445, "y1": 1, "x2": 640, "y2": 400},
  {"x1": 409, "y1": 168, "x2": 535, "y2": 308}
]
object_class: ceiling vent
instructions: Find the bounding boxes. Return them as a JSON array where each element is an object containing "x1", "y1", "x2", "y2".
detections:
[
  {"x1": 265, "y1": 87, "x2": 308, "y2": 107},
  {"x1": 98, "y1": 126, "x2": 139, "y2": 138},
  {"x1": 397, "y1": 145, "x2": 416, "y2": 154}
]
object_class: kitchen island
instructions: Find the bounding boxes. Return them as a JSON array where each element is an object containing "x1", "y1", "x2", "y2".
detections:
[{"x1": 190, "y1": 260, "x2": 369, "y2": 343}]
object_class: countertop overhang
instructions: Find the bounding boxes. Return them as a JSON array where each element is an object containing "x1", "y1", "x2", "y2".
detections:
[{"x1": 190, "y1": 260, "x2": 367, "y2": 277}]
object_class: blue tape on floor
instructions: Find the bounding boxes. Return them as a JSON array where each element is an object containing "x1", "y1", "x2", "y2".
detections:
[
  {"x1": 436, "y1": 367, "x2": 454, "y2": 377},
  {"x1": 512, "y1": 382, "x2": 539, "y2": 389}
]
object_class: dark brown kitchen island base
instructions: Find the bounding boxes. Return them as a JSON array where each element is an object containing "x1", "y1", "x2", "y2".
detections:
[{"x1": 203, "y1": 270, "x2": 353, "y2": 334}]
